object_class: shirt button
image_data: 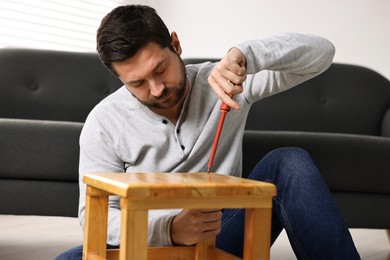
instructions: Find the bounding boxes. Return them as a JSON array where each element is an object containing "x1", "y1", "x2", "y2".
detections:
[
  {"x1": 181, "y1": 145, "x2": 185, "y2": 150},
  {"x1": 162, "y1": 119, "x2": 168, "y2": 124}
]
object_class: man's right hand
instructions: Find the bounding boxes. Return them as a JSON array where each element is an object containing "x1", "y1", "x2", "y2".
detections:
[
  {"x1": 208, "y1": 47, "x2": 247, "y2": 110},
  {"x1": 170, "y1": 208, "x2": 222, "y2": 245}
]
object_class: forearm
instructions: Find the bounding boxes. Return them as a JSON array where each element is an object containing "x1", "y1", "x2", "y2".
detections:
[
  {"x1": 207, "y1": 33, "x2": 335, "y2": 109},
  {"x1": 235, "y1": 33, "x2": 335, "y2": 103},
  {"x1": 148, "y1": 210, "x2": 179, "y2": 247},
  {"x1": 236, "y1": 32, "x2": 335, "y2": 76}
]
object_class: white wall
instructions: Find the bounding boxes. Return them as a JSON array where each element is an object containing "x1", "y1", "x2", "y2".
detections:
[
  {"x1": 144, "y1": 0, "x2": 390, "y2": 80},
  {"x1": 0, "y1": 0, "x2": 123, "y2": 52},
  {"x1": 2, "y1": 0, "x2": 388, "y2": 79}
]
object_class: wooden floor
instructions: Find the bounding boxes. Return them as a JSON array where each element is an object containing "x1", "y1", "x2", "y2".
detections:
[
  {"x1": 272, "y1": 229, "x2": 390, "y2": 259},
  {"x1": 0, "y1": 215, "x2": 389, "y2": 259}
]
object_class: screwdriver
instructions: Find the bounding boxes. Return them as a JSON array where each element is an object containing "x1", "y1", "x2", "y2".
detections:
[{"x1": 207, "y1": 97, "x2": 233, "y2": 173}]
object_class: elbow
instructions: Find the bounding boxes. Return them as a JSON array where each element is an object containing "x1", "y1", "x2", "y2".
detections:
[
  {"x1": 326, "y1": 39, "x2": 336, "y2": 64},
  {"x1": 321, "y1": 38, "x2": 336, "y2": 71}
]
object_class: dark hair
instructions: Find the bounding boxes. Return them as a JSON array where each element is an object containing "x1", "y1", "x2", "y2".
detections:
[{"x1": 97, "y1": 5, "x2": 173, "y2": 75}]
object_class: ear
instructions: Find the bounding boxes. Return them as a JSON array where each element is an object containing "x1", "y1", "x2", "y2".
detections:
[{"x1": 170, "y1": 31, "x2": 182, "y2": 55}]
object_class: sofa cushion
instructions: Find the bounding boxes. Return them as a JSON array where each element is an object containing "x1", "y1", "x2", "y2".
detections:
[
  {"x1": 0, "y1": 179, "x2": 79, "y2": 217},
  {"x1": 0, "y1": 119, "x2": 82, "y2": 182},
  {"x1": 243, "y1": 130, "x2": 390, "y2": 194}
]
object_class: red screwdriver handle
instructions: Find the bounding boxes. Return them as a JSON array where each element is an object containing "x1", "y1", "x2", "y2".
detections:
[
  {"x1": 220, "y1": 102, "x2": 231, "y2": 112},
  {"x1": 220, "y1": 93, "x2": 234, "y2": 112}
]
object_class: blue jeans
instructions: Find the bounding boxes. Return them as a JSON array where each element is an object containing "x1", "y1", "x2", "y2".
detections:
[
  {"x1": 55, "y1": 147, "x2": 360, "y2": 259},
  {"x1": 217, "y1": 147, "x2": 360, "y2": 259}
]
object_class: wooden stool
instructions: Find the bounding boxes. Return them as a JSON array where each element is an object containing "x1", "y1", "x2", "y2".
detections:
[{"x1": 82, "y1": 172, "x2": 276, "y2": 260}]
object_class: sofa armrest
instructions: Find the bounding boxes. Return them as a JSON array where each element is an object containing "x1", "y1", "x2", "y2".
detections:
[{"x1": 381, "y1": 107, "x2": 390, "y2": 138}]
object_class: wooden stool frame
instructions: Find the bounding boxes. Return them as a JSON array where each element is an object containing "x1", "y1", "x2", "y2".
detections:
[{"x1": 82, "y1": 172, "x2": 276, "y2": 260}]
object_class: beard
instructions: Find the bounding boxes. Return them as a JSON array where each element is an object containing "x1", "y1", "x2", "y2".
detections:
[{"x1": 135, "y1": 56, "x2": 187, "y2": 110}]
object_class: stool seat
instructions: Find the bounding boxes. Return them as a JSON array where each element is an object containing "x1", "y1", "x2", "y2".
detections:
[{"x1": 82, "y1": 172, "x2": 276, "y2": 260}]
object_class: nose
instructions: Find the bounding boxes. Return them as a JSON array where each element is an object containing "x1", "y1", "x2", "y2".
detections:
[{"x1": 149, "y1": 79, "x2": 165, "y2": 97}]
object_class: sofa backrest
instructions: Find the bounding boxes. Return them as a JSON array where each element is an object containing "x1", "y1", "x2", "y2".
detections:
[
  {"x1": 246, "y1": 63, "x2": 390, "y2": 137},
  {"x1": 183, "y1": 59, "x2": 390, "y2": 137},
  {"x1": 0, "y1": 48, "x2": 123, "y2": 123},
  {"x1": 2, "y1": 49, "x2": 388, "y2": 134}
]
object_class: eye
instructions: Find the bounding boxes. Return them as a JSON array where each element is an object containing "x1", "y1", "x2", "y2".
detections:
[
  {"x1": 128, "y1": 80, "x2": 144, "y2": 88},
  {"x1": 154, "y1": 65, "x2": 166, "y2": 75}
]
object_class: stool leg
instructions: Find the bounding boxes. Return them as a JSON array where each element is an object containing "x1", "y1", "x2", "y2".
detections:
[
  {"x1": 195, "y1": 236, "x2": 215, "y2": 259},
  {"x1": 83, "y1": 186, "x2": 109, "y2": 260},
  {"x1": 243, "y1": 207, "x2": 272, "y2": 260},
  {"x1": 120, "y1": 198, "x2": 148, "y2": 260}
]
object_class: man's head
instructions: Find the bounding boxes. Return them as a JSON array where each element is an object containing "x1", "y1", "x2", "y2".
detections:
[
  {"x1": 97, "y1": 5, "x2": 174, "y2": 76},
  {"x1": 97, "y1": 5, "x2": 188, "y2": 115}
]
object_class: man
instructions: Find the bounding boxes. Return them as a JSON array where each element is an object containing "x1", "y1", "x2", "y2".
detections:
[{"x1": 56, "y1": 4, "x2": 360, "y2": 259}]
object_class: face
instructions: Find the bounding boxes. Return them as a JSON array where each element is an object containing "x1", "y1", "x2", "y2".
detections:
[{"x1": 112, "y1": 41, "x2": 187, "y2": 113}]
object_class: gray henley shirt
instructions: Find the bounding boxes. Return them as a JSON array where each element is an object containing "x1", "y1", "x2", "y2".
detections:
[{"x1": 78, "y1": 32, "x2": 335, "y2": 247}]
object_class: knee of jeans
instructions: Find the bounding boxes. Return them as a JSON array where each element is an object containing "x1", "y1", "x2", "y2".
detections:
[
  {"x1": 268, "y1": 147, "x2": 315, "y2": 174},
  {"x1": 250, "y1": 147, "x2": 318, "y2": 183},
  {"x1": 269, "y1": 147, "x2": 311, "y2": 161}
]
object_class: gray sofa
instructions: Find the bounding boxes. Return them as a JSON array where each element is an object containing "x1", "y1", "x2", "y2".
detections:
[{"x1": 1, "y1": 49, "x2": 389, "y2": 251}]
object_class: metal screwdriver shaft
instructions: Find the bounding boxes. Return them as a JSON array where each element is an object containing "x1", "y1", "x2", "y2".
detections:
[{"x1": 207, "y1": 101, "x2": 232, "y2": 173}]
